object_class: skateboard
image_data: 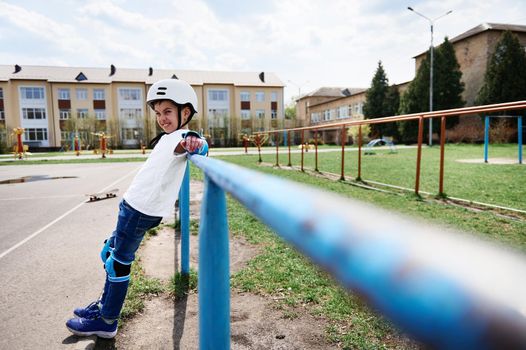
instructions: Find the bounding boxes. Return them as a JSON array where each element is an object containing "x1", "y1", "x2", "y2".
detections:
[{"x1": 86, "y1": 188, "x2": 119, "y2": 202}]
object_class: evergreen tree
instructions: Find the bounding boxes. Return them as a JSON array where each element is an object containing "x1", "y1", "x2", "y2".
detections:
[
  {"x1": 399, "y1": 37, "x2": 465, "y2": 142},
  {"x1": 434, "y1": 37, "x2": 465, "y2": 128},
  {"x1": 477, "y1": 30, "x2": 526, "y2": 106},
  {"x1": 363, "y1": 61, "x2": 400, "y2": 139},
  {"x1": 383, "y1": 85, "x2": 401, "y2": 139}
]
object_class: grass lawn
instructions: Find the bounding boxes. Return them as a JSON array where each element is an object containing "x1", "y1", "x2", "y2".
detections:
[
  {"x1": 200, "y1": 143, "x2": 525, "y2": 349},
  {"x1": 253, "y1": 143, "x2": 526, "y2": 211}
]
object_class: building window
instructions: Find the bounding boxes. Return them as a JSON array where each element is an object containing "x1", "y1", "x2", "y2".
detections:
[
  {"x1": 59, "y1": 109, "x2": 71, "y2": 120},
  {"x1": 58, "y1": 89, "x2": 70, "y2": 100},
  {"x1": 338, "y1": 106, "x2": 348, "y2": 119},
  {"x1": 77, "y1": 108, "x2": 88, "y2": 118},
  {"x1": 20, "y1": 87, "x2": 45, "y2": 99},
  {"x1": 24, "y1": 128, "x2": 48, "y2": 141},
  {"x1": 271, "y1": 92, "x2": 277, "y2": 102},
  {"x1": 93, "y1": 89, "x2": 105, "y2": 100},
  {"x1": 255, "y1": 109, "x2": 265, "y2": 119},
  {"x1": 95, "y1": 109, "x2": 106, "y2": 120},
  {"x1": 271, "y1": 110, "x2": 277, "y2": 119},
  {"x1": 61, "y1": 131, "x2": 70, "y2": 141},
  {"x1": 255, "y1": 92, "x2": 265, "y2": 102},
  {"x1": 208, "y1": 108, "x2": 228, "y2": 128},
  {"x1": 122, "y1": 128, "x2": 140, "y2": 140},
  {"x1": 120, "y1": 108, "x2": 142, "y2": 119},
  {"x1": 119, "y1": 88, "x2": 141, "y2": 101},
  {"x1": 22, "y1": 108, "x2": 46, "y2": 119},
  {"x1": 323, "y1": 110, "x2": 330, "y2": 121},
  {"x1": 76, "y1": 88, "x2": 88, "y2": 100},
  {"x1": 0, "y1": 88, "x2": 3, "y2": 99},
  {"x1": 240, "y1": 92, "x2": 250, "y2": 101},
  {"x1": 311, "y1": 112, "x2": 321, "y2": 123},
  {"x1": 208, "y1": 90, "x2": 228, "y2": 101},
  {"x1": 0, "y1": 109, "x2": 4, "y2": 120},
  {"x1": 330, "y1": 109, "x2": 336, "y2": 120},
  {"x1": 241, "y1": 110, "x2": 251, "y2": 120}
]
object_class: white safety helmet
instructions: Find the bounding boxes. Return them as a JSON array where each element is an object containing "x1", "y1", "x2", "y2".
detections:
[{"x1": 147, "y1": 78, "x2": 198, "y2": 114}]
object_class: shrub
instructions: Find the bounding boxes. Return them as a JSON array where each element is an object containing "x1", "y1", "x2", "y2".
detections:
[
  {"x1": 446, "y1": 116, "x2": 484, "y2": 143},
  {"x1": 490, "y1": 119, "x2": 516, "y2": 143}
]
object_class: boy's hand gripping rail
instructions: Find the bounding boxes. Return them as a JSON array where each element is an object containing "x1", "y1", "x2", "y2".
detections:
[{"x1": 188, "y1": 154, "x2": 526, "y2": 349}]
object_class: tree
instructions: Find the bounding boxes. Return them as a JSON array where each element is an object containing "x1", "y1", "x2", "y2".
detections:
[
  {"x1": 363, "y1": 61, "x2": 399, "y2": 139},
  {"x1": 285, "y1": 104, "x2": 296, "y2": 120},
  {"x1": 399, "y1": 37, "x2": 465, "y2": 143},
  {"x1": 477, "y1": 30, "x2": 526, "y2": 106}
]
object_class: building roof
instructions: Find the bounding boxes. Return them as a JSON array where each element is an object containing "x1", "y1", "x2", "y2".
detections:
[
  {"x1": 0, "y1": 64, "x2": 284, "y2": 87},
  {"x1": 298, "y1": 87, "x2": 366, "y2": 100},
  {"x1": 413, "y1": 22, "x2": 526, "y2": 58}
]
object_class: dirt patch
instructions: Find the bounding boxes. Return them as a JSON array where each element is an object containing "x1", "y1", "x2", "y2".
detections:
[
  {"x1": 115, "y1": 292, "x2": 334, "y2": 350},
  {"x1": 456, "y1": 157, "x2": 521, "y2": 164},
  {"x1": 140, "y1": 228, "x2": 260, "y2": 281}
]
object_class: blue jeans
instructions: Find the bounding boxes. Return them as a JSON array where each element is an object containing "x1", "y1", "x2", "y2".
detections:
[{"x1": 100, "y1": 200, "x2": 162, "y2": 320}]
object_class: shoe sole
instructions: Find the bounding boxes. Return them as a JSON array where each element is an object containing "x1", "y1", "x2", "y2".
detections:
[{"x1": 66, "y1": 326, "x2": 117, "y2": 339}]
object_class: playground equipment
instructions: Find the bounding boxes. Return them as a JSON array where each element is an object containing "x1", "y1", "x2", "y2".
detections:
[
  {"x1": 11, "y1": 127, "x2": 26, "y2": 159},
  {"x1": 91, "y1": 132, "x2": 113, "y2": 159},
  {"x1": 484, "y1": 115, "x2": 523, "y2": 164},
  {"x1": 364, "y1": 137, "x2": 397, "y2": 155}
]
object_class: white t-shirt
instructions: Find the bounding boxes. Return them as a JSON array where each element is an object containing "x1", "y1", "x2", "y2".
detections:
[{"x1": 123, "y1": 130, "x2": 187, "y2": 217}]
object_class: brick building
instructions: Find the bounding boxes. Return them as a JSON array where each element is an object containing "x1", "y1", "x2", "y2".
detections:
[{"x1": 299, "y1": 22, "x2": 526, "y2": 139}]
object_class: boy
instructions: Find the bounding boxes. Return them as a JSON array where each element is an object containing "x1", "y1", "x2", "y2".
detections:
[{"x1": 66, "y1": 78, "x2": 208, "y2": 338}]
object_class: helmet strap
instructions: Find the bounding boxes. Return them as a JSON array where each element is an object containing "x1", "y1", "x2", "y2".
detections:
[{"x1": 175, "y1": 104, "x2": 193, "y2": 131}]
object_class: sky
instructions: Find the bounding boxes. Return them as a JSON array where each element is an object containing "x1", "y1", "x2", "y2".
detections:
[{"x1": 1, "y1": 0, "x2": 525, "y2": 104}]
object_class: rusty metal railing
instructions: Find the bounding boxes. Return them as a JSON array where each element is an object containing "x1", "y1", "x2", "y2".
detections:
[{"x1": 255, "y1": 101, "x2": 526, "y2": 196}]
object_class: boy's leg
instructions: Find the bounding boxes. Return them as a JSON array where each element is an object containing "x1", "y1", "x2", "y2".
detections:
[
  {"x1": 100, "y1": 200, "x2": 162, "y2": 321},
  {"x1": 67, "y1": 200, "x2": 161, "y2": 337}
]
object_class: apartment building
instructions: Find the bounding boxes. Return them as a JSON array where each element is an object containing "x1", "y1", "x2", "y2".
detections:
[{"x1": 0, "y1": 65, "x2": 284, "y2": 149}]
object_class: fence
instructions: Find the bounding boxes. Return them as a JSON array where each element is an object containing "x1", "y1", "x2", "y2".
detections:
[
  {"x1": 178, "y1": 155, "x2": 526, "y2": 349},
  {"x1": 254, "y1": 101, "x2": 526, "y2": 197}
]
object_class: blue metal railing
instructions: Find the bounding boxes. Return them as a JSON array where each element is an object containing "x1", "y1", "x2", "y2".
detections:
[{"x1": 179, "y1": 155, "x2": 526, "y2": 349}]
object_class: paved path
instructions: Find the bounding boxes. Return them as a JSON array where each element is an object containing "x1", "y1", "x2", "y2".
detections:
[
  {"x1": 0, "y1": 145, "x2": 417, "y2": 163},
  {"x1": 0, "y1": 163, "x2": 142, "y2": 349}
]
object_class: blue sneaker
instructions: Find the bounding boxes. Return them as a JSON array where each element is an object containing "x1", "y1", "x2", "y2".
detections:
[
  {"x1": 66, "y1": 316, "x2": 118, "y2": 338},
  {"x1": 73, "y1": 301, "x2": 101, "y2": 319}
]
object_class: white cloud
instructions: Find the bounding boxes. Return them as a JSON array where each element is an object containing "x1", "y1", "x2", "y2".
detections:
[{"x1": 0, "y1": 0, "x2": 525, "y2": 102}]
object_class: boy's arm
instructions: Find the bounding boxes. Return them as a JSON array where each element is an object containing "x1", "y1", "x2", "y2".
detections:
[{"x1": 175, "y1": 131, "x2": 208, "y2": 156}]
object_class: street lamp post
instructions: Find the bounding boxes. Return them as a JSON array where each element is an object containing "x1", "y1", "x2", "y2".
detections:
[
  {"x1": 408, "y1": 7, "x2": 452, "y2": 146},
  {"x1": 287, "y1": 79, "x2": 309, "y2": 102}
]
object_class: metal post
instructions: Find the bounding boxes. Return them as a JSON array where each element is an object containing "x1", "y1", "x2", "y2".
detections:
[
  {"x1": 357, "y1": 125, "x2": 362, "y2": 181},
  {"x1": 198, "y1": 176, "x2": 230, "y2": 350},
  {"x1": 180, "y1": 162, "x2": 190, "y2": 275},
  {"x1": 287, "y1": 131, "x2": 292, "y2": 167},
  {"x1": 275, "y1": 132, "x2": 279, "y2": 167},
  {"x1": 340, "y1": 125, "x2": 346, "y2": 180},
  {"x1": 518, "y1": 116, "x2": 523, "y2": 164},
  {"x1": 484, "y1": 116, "x2": 489, "y2": 163},
  {"x1": 439, "y1": 116, "x2": 446, "y2": 196},
  {"x1": 301, "y1": 130, "x2": 305, "y2": 172},
  {"x1": 429, "y1": 24, "x2": 434, "y2": 146},
  {"x1": 256, "y1": 134, "x2": 262, "y2": 163},
  {"x1": 314, "y1": 129, "x2": 319, "y2": 172},
  {"x1": 415, "y1": 117, "x2": 424, "y2": 195}
]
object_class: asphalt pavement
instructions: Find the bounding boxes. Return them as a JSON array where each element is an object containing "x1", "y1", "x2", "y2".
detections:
[{"x1": 0, "y1": 162, "x2": 142, "y2": 349}]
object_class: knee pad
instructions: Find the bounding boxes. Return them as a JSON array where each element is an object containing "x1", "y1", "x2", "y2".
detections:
[
  {"x1": 100, "y1": 236, "x2": 115, "y2": 263},
  {"x1": 105, "y1": 253, "x2": 131, "y2": 283}
]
